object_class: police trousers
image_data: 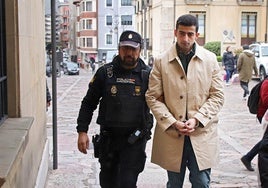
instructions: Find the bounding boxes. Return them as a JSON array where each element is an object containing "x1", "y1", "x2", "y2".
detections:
[{"x1": 98, "y1": 135, "x2": 147, "y2": 188}]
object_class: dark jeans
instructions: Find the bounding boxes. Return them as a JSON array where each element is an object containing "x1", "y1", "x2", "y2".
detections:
[
  {"x1": 225, "y1": 69, "x2": 235, "y2": 83},
  {"x1": 166, "y1": 136, "x2": 211, "y2": 188},
  {"x1": 99, "y1": 135, "x2": 146, "y2": 188},
  {"x1": 240, "y1": 80, "x2": 249, "y2": 97},
  {"x1": 244, "y1": 117, "x2": 262, "y2": 161}
]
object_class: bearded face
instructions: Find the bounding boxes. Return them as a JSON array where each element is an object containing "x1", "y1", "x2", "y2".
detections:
[{"x1": 119, "y1": 46, "x2": 141, "y2": 69}]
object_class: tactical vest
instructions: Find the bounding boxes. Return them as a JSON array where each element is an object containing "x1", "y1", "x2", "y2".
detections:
[{"x1": 98, "y1": 62, "x2": 150, "y2": 128}]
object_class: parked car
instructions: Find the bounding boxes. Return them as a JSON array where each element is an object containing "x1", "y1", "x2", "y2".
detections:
[
  {"x1": 63, "y1": 61, "x2": 79, "y2": 75},
  {"x1": 249, "y1": 43, "x2": 268, "y2": 81}
]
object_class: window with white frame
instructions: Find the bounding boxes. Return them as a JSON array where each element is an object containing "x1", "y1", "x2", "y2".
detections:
[
  {"x1": 81, "y1": 2, "x2": 85, "y2": 11},
  {"x1": 81, "y1": 38, "x2": 86, "y2": 47},
  {"x1": 107, "y1": 0, "x2": 112, "y2": 7},
  {"x1": 121, "y1": 0, "x2": 132, "y2": 6},
  {"x1": 107, "y1": 15, "x2": 112, "y2": 26},
  {"x1": 87, "y1": 38, "x2": 93, "y2": 47},
  {"x1": 121, "y1": 15, "x2": 132, "y2": 25},
  {"x1": 106, "y1": 34, "x2": 112, "y2": 44},
  {"x1": 86, "y1": 19, "x2": 93, "y2": 29},
  {"x1": 86, "y1": 1, "x2": 92, "y2": 11}
]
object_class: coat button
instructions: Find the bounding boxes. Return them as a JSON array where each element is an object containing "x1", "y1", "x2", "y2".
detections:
[
  {"x1": 180, "y1": 96, "x2": 183, "y2": 99},
  {"x1": 180, "y1": 76, "x2": 184, "y2": 80},
  {"x1": 179, "y1": 115, "x2": 183, "y2": 119},
  {"x1": 178, "y1": 134, "x2": 181, "y2": 137}
]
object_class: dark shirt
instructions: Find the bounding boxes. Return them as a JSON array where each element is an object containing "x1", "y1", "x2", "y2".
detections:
[{"x1": 176, "y1": 43, "x2": 195, "y2": 74}]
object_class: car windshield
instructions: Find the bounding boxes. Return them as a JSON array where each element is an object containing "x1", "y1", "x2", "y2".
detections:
[
  {"x1": 261, "y1": 46, "x2": 268, "y2": 56},
  {"x1": 66, "y1": 62, "x2": 78, "y2": 68}
]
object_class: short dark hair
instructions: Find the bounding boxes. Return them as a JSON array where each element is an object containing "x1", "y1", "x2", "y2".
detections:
[{"x1": 176, "y1": 14, "x2": 199, "y2": 32}]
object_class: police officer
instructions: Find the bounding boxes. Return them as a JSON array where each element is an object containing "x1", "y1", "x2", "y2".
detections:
[{"x1": 76, "y1": 30, "x2": 153, "y2": 188}]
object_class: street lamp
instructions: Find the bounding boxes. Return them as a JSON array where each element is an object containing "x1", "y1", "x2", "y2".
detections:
[
  {"x1": 110, "y1": 9, "x2": 119, "y2": 49},
  {"x1": 143, "y1": 3, "x2": 147, "y2": 60},
  {"x1": 109, "y1": 23, "x2": 119, "y2": 48}
]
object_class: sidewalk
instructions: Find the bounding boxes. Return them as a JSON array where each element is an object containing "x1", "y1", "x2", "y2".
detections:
[{"x1": 45, "y1": 69, "x2": 262, "y2": 188}]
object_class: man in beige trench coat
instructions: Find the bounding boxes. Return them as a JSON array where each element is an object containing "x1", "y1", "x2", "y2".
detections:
[{"x1": 145, "y1": 14, "x2": 224, "y2": 188}]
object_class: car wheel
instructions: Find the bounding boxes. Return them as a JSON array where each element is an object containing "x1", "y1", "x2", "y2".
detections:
[{"x1": 259, "y1": 67, "x2": 266, "y2": 81}]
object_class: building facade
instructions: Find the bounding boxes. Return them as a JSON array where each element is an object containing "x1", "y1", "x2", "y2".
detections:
[
  {"x1": 72, "y1": 0, "x2": 98, "y2": 66},
  {"x1": 97, "y1": 0, "x2": 135, "y2": 62},
  {"x1": 134, "y1": 0, "x2": 268, "y2": 57},
  {"x1": 0, "y1": 0, "x2": 48, "y2": 187},
  {"x1": 45, "y1": 0, "x2": 61, "y2": 46},
  {"x1": 58, "y1": 1, "x2": 71, "y2": 49}
]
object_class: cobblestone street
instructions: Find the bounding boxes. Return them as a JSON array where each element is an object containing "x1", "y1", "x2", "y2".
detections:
[{"x1": 45, "y1": 68, "x2": 262, "y2": 187}]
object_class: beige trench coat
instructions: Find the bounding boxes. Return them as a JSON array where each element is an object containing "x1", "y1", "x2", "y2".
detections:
[{"x1": 145, "y1": 43, "x2": 224, "y2": 172}]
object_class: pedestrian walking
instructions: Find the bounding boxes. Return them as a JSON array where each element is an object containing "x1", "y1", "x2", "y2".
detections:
[
  {"x1": 222, "y1": 46, "x2": 236, "y2": 86},
  {"x1": 241, "y1": 78, "x2": 268, "y2": 171},
  {"x1": 76, "y1": 30, "x2": 153, "y2": 188},
  {"x1": 46, "y1": 80, "x2": 51, "y2": 111},
  {"x1": 237, "y1": 45, "x2": 258, "y2": 100},
  {"x1": 89, "y1": 57, "x2": 96, "y2": 73},
  {"x1": 145, "y1": 14, "x2": 224, "y2": 188}
]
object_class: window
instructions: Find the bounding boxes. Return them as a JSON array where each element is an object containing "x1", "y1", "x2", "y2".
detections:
[
  {"x1": 190, "y1": 11, "x2": 206, "y2": 45},
  {"x1": 107, "y1": 0, "x2": 112, "y2": 7},
  {"x1": 86, "y1": 38, "x2": 93, "y2": 47},
  {"x1": 241, "y1": 12, "x2": 256, "y2": 45},
  {"x1": 81, "y1": 38, "x2": 86, "y2": 47},
  {"x1": 121, "y1": 15, "x2": 132, "y2": 25},
  {"x1": 106, "y1": 15, "x2": 112, "y2": 26},
  {"x1": 0, "y1": 0, "x2": 7, "y2": 125},
  {"x1": 106, "y1": 34, "x2": 112, "y2": 44},
  {"x1": 86, "y1": 19, "x2": 92, "y2": 29},
  {"x1": 81, "y1": 2, "x2": 85, "y2": 11},
  {"x1": 121, "y1": 0, "x2": 132, "y2": 6},
  {"x1": 86, "y1": 1, "x2": 92, "y2": 11}
]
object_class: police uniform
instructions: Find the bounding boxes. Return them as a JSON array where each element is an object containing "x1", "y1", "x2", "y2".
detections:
[{"x1": 77, "y1": 31, "x2": 153, "y2": 188}]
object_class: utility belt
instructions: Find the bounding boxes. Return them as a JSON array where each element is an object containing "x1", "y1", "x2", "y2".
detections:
[{"x1": 92, "y1": 128, "x2": 150, "y2": 158}]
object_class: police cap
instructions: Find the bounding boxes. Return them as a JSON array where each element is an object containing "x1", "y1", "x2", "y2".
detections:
[{"x1": 119, "y1": 30, "x2": 142, "y2": 49}]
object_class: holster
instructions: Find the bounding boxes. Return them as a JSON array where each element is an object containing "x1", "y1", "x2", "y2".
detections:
[{"x1": 92, "y1": 134, "x2": 101, "y2": 158}]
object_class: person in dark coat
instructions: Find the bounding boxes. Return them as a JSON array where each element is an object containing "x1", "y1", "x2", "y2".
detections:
[
  {"x1": 222, "y1": 46, "x2": 236, "y2": 86},
  {"x1": 46, "y1": 80, "x2": 51, "y2": 111}
]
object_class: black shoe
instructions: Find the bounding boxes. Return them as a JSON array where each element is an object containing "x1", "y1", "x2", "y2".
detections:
[{"x1": 241, "y1": 156, "x2": 254, "y2": 171}]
